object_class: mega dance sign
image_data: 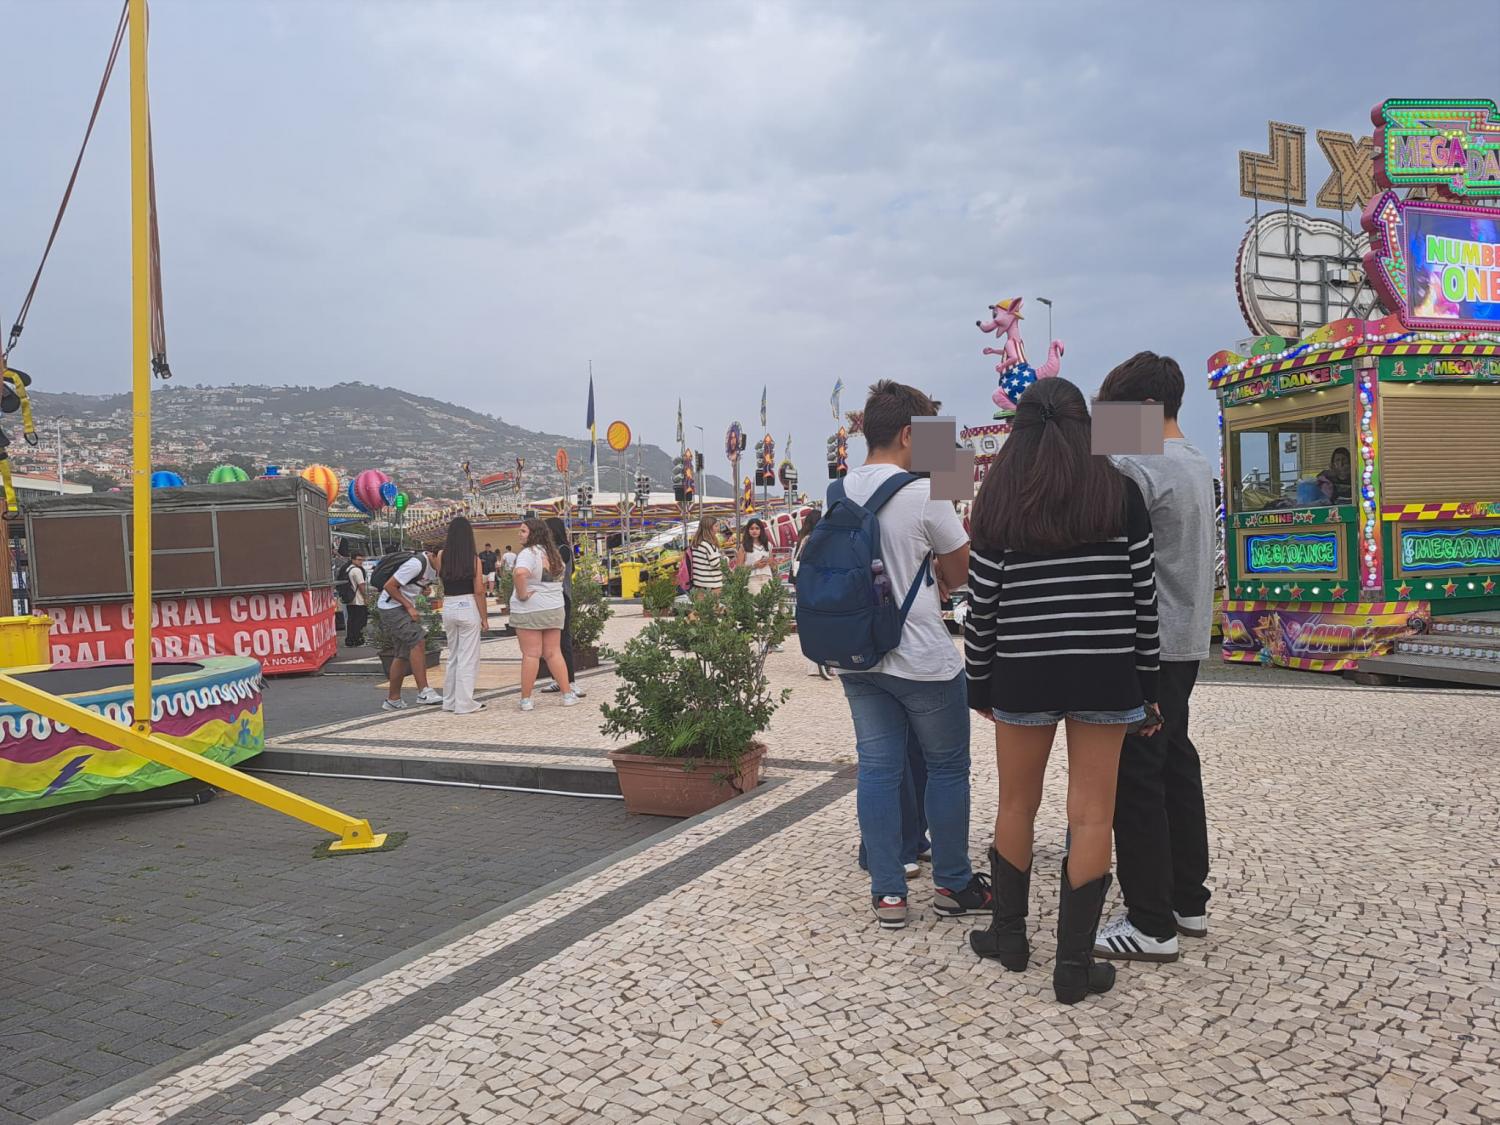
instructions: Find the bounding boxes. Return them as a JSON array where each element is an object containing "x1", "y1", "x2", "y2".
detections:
[
  {"x1": 1398, "y1": 527, "x2": 1500, "y2": 572},
  {"x1": 1373, "y1": 99, "x2": 1500, "y2": 198},
  {"x1": 1243, "y1": 532, "x2": 1341, "y2": 575},
  {"x1": 1363, "y1": 191, "x2": 1500, "y2": 331}
]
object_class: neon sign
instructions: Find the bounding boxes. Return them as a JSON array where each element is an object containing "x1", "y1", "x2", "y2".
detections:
[
  {"x1": 1220, "y1": 363, "x2": 1349, "y2": 405},
  {"x1": 1399, "y1": 527, "x2": 1500, "y2": 572},
  {"x1": 1373, "y1": 98, "x2": 1500, "y2": 198},
  {"x1": 1244, "y1": 533, "x2": 1340, "y2": 575},
  {"x1": 1362, "y1": 191, "x2": 1500, "y2": 331}
]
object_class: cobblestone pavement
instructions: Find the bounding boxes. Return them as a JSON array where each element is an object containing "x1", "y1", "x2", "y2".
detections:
[
  {"x1": 0, "y1": 778, "x2": 674, "y2": 1123},
  {"x1": 40, "y1": 607, "x2": 1498, "y2": 1124}
]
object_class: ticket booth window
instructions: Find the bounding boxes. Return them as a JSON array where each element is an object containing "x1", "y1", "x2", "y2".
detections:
[{"x1": 1231, "y1": 409, "x2": 1352, "y2": 512}]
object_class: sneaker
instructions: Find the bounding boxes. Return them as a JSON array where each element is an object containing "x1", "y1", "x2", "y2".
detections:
[
  {"x1": 518, "y1": 698, "x2": 535, "y2": 712},
  {"x1": 917, "y1": 849, "x2": 932, "y2": 863},
  {"x1": 872, "y1": 895, "x2": 908, "y2": 930},
  {"x1": 561, "y1": 692, "x2": 581, "y2": 706},
  {"x1": 1094, "y1": 915, "x2": 1180, "y2": 963},
  {"x1": 541, "y1": 682, "x2": 560, "y2": 693},
  {"x1": 1174, "y1": 910, "x2": 1209, "y2": 938},
  {"x1": 415, "y1": 687, "x2": 443, "y2": 706},
  {"x1": 903, "y1": 862, "x2": 920, "y2": 880},
  {"x1": 933, "y1": 872, "x2": 993, "y2": 918},
  {"x1": 381, "y1": 698, "x2": 408, "y2": 711}
]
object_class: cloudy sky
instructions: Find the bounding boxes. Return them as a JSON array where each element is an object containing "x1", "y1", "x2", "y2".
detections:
[{"x1": 3, "y1": 0, "x2": 1491, "y2": 488}]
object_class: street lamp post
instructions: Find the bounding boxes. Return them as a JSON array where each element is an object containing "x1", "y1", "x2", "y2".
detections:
[
  {"x1": 1037, "y1": 297, "x2": 1054, "y2": 342},
  {"x1": 693, "y1": 425, "x2": 706, "y2": 523}
]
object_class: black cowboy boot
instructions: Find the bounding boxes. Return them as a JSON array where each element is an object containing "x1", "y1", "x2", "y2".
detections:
[
  {"x1": 969, "y1": 847, "x2": 1030, "y2": 971},
  {"x1": 1053, "y1": 863, "x2": 1117, "y2": 1004}
]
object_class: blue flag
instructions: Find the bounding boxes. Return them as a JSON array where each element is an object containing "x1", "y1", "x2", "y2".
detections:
[
  {"x1": 831, "y1": 378, "x2": 844, "y2": 420},
  {"x1": 586, "y1": 373, "x2": 596, "y2": 463}
]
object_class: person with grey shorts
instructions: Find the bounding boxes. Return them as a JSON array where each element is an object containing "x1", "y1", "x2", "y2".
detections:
[{"x1": 378, "y1": 548, "x2": 444, "y2": 711}]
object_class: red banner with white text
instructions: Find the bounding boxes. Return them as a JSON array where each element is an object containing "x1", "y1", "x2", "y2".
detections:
[{"x1": 43, "y1": 588, "x2": 338, "y2": 675}]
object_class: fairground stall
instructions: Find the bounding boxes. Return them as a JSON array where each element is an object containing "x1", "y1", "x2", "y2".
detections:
[{"x1": 1214, "y1": 98, "x2": 1500, "y2": 682}]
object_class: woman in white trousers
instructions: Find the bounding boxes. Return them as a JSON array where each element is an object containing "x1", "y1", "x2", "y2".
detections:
[{"x1": 436, "y1": 516, "x2": 489, "y2": 714}]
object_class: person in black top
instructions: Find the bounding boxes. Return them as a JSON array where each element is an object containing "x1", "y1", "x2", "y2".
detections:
[
  {"x1": 480, "y1": 542, "x2": 499, "y2": 592},
  {"x1": 538, "y1": 517, "x2": 585, "y2": 697},
  {"x1": 963, "y1": 377, "x2": 1162, "y2": 1005}
]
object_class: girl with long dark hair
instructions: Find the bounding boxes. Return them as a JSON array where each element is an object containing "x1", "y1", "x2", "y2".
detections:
[
  {"x1": 963, "y1": 377, "x2": 1162, "y2": 1005},
  {"x1": 734, "y1": 518, "x2": 775, "y2": 595},
  {"x1": 437, "y1": 516, "x2": 489, "y2": 714},
  {"x1": 512, "y1": 518, "x2": 576, "y2": 711}
]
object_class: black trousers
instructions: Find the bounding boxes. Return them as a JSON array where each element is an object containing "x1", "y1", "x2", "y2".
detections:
[
  {"x1": 1113, "y1": 659, "x2": 1210, "y2": 939},
  {"x1": 544, "y1": 596, "x2": 577, "y2": 683},
  {"x1": 344, "y1": 603, "x2": 369, "y2": 646}
]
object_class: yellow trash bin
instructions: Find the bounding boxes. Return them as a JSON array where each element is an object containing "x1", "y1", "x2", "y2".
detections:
[
  {"x1": 618, "y1": 562, "x2": 645, "y2": 600},
  {"x1": 0, "y1": 615, "x2": 52, "y2": 668}
]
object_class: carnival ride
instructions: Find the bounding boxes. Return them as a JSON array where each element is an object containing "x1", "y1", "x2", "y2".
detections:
[
  {"x1": 0, "y1": 0, "x2": 395, "y2": 849},
  {"x1": 1214, "y1": 97, "x2": 1500, "y2": 683}
]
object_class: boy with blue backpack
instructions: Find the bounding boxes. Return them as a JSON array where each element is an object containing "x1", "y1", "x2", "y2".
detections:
[{"x1": 797, "y1": 380, "x2": 991, "y2": 930}]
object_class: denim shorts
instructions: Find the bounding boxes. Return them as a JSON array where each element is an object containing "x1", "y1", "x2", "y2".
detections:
[{"x1": 992, "y1": 706, "x2": 1146, "y2": 727}]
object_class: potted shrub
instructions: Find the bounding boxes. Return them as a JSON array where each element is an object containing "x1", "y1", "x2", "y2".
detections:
[
  {"x1": 640, "y1": 572, "x2": 678, "y2": 618},
  {"x1": 569, "y1": 548, "x2": 613, "y2": 671},
  {"x1": 369, "y1": 593, "x2": 445, "y2": 677},
  {"x1": 602, "y1": 567, "x2": 791, "y2": 817},
  {"x1": 495, "y1": 566, "x2": 514, "y2": 613}
]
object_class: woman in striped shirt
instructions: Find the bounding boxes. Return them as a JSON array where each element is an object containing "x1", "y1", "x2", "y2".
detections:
[
  {"x1": 688, "y1": 516, "x2": 725, "y2": 593},
  {"x1": 963, "y1": 377, "x2": 1162, "y2": 1005}
]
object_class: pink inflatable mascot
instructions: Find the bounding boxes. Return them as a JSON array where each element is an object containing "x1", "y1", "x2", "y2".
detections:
[{"x1": 977, "y1": 297, "x2": 1064, "y2": 416}]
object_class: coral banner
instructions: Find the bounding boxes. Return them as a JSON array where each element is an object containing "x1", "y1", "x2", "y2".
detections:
[
  {"x1": 1219, "y1": 600, "x2": 1430, "y2": 672},
  {"x1": 42, "y1": 589, "x2": 337, "y2": 675}
]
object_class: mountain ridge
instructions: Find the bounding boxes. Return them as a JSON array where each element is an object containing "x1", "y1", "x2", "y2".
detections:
[{"x1": 18, "y1": 381, "x2": 732, "y2": 501}]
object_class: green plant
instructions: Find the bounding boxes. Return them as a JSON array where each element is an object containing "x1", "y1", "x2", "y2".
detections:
[
  {"x1": 601, "y1": 567, "x2": 791, "y2": 764},
  {"x1": 368, "y1": 594, "x2": 444, "y2": 654},
  {"x1": 570, "y1": 548, "x2": 613, "y2": 652},
  {"x1": 495, "y1": 566, "x2": 515, "y2": 605},
  {"x1": 641, "y1": 571, "x2": 678, "y2": 615}
]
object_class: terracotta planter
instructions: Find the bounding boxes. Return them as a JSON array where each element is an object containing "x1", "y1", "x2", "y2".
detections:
[{"x1": 608, "y1": 742, "x2": 767, "y2": 817}]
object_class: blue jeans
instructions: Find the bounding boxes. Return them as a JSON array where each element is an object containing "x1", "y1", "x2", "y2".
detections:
[
  {"x1": 857, "y1": 731, "x2": 929, "y2": 872},
  {"x1": 842, "y1": 671, "x2": 972, "y2": 897}
]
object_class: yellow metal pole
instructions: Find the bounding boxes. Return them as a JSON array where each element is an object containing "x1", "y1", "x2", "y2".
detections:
[
  {"x1": 128, "y1": 0, "x2": 152, "y2": 733},
  {"x1": 0, "y1": 671, "x2": 388, "y2": 851}
]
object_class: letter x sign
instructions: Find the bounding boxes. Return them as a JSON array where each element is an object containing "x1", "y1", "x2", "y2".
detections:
[{"x1": 1240, "y1": 120, "x2": 1375, "y2": 212}]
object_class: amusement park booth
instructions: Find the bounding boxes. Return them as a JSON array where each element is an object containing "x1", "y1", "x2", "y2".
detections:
[{"x1": 1213, "y1": 318, "x2": 1500, "y2": 682}]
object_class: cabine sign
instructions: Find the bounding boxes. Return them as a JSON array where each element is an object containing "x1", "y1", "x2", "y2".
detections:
[
  {"x1": 1373, "y1": 98, "x2": 1500, "y2": 198},
  {"x1": 1363, "y1": 191, "x2": 1500, "y2": 331},
  {"x1": 43, "y1": 588, "x2": 337, "y2": 674}
]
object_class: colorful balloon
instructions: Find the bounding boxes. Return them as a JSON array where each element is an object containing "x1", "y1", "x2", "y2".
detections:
[
  {"x1": 151, "y1": 471, "x2": 184, "y2": 488},
  {"x1": 353, "y1": 469, "x2": 391, "y2": 513},
  {"x1": 300, "y1": 463, "x2": 339, "y2": 504},
  {"x1": 394, "y1": 491, "x2": 409, "y2": 511},
  {"x1": 208, "y1": 464, "x2": 249, "y2": 484},
  {"x1": 346, "y1": 480, "x2": 369, "y2": 514}
]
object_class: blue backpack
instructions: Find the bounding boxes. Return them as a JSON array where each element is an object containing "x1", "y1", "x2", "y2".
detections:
[{"x1": 795, "y1": 473, "x2": 932, "y2": 670}]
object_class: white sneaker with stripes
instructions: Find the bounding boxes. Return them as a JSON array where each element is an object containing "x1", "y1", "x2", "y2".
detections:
[{"x1": 1093, "y1": 915, "x2": 1180, "y2": 963}]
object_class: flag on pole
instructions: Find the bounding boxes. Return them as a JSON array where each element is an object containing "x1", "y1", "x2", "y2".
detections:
[
  {"x1": 676, "y1": 399, "x2": 684, "y2": 445},
  {"x1": 586, "y1": 370, "x2": 597, "y2": 464},
  {"x1": 760, "y1": 386, "x2": 767, "y2": 427},
  {"x1": 831, "y1": 378, "x2": 844, "y2": 420}
]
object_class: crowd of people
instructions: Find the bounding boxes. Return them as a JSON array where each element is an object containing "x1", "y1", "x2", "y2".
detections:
[
  {"x1": 829, "y1": 364, "x2": 1214, "y2": 1006},
  {"x1": 334, "y1": 359, "x2": 1214, "y2": 1008}
]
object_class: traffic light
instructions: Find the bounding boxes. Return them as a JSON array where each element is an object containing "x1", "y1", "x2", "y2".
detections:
[
  {"x1": 780, "y1": 462, "x2": 799, "y2": 495},
  {"x1": 672, "y1": 456, "x2": 685, "y2": 502},
  {"x1": 826, "y1": 434, "x2": 839, "y2": 479},
  {"x1": 696, "y1": 450, "x2": 704, "y2": 473},
  {"x1": 635, "y1": 471, "x2": 651, "y2": 508}
]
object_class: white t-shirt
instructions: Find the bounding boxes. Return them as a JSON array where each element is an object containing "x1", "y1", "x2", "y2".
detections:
[
  {"x1": 744, "y1": 545, "x2": 773, "y2": 593},
  {"x1": 375, "y1": 555, "x2": 435, "y2": 611},
  {"x1": 348, "y1": 563, "x2": 368, "y2": 607},
  {"x1": 510, "y1": 546, "x2": 566, "y2": 613},
  {"x1": 501, "y1": 551, "x2": 518, "y2": 571},
  {"x1": 839, "y1": 465, "x2": 968, "y2": 681}
]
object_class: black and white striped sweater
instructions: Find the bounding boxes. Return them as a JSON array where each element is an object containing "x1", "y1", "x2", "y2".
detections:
[{"x1": 965, "y1": 479, "x2": 1161, "y2": 714}]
